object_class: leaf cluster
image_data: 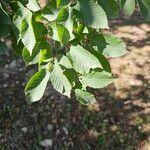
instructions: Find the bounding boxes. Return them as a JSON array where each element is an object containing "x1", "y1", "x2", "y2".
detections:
[{"x1": 0, "y1": 0, "x2": 149, "y2": 105}]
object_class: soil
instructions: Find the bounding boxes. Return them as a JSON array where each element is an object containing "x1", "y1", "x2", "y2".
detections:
[{"x1": 0, "y1": 12, "x2": 150, "y2": 150}]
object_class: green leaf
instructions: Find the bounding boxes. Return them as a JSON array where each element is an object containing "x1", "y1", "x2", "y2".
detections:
[
  {"x1": 49, "y1": 22, "x2": 71, "y2": 45},
  {"x1": 42, "y1": 4, "x2": 58, "y2": 22},
  {"x1": 57, "y1": 8, "x2": 69, "y2": 23},
  {"x1": 103, "y1": 34, "x2": 128, "y2": 57},
  {"x1": 22, "y1": 40, "x2": 52, "y2": 66},
  {"x1": 56, "y1": 0, "x2": 70, "y2": 7},
  {"x1": 80, "y1": 70, "x2": 114, "y2": 88},
  {"x1": 13, "y1": 3, "x2": 36, "y2": 54},
  {"x1": 65, "y1": 7, "x2": 75, "y2": 40},
  {"x1": 87, "y1": 46, "x2": 112, "y2": 72},
  {"x1": 68, "y1": 45, "x2": 102, "y2": 74},
  {"x1": 59, "y1": 55, "x2": 73, "y2": 68},
  {"x1": 64, "y1": 69, "x2": 77, "y2": 87},
  {"x1": 26, "y1": 0, "x2": 41, "y2": 12},
  {"x1": 33, "y1": 22, "x2": 48, "y2": 40},
  {"x1": 49, "y1": 22, "x2": 59, "y2": 41},
  {"x1": 120, "y1": 0, "x2": 135, "y2": 16},
  {"x1": 56, "y1": 7, "x2": 74, "y2": 40},
  {"x1": 75, "y1": 89, "x2": 96, "y2": 105},
  {"x1": 22, "y1": 47, "x2": 39, "y2": 66},
  {"x1": 75, "y1": 0, "x2": 108, "y2": 29},
  {"x1": 50, "y1": 61, "x2": 72, "y2": 97},
  {"x1": 138, "y1": 0, "x2": 150, "y2": 21},
  {"x1": 91, "y1": 34, "x2": 127, "y2": 58},
  {"x1": 96, "y1": 53, "x2": 111, "y2": 73},
  {"x1": 39, "y1": 47, "x2": 52, "y2": 65},
  {"x1": 75, "y1": 23, "x2": 85, "y2": 35},
  {"x1": 21, "y1": 18, "x2": 35, "y2": 54},
  {"x1": 25, "y1": 69, "x2": 50, "y2": 103},
  {"x1": 49, "y1": 7, "x2": 74, "y2": 42},
  {"x1": 57, "y1": 24, "x2": 70, "y2": 45},
  {"x1": 38, "y1": 43, "x2": 52, "y2": 70},
  {"x1": 98, "y1": 0, "x2": 119, "y2": 19},
  {"x1": 90, "y1": 34, "x2": 106, "y2": 51}
]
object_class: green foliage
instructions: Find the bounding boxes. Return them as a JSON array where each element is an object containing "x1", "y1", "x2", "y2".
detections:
[
  {"x1": 75, "y1": 89, "x2": 96, "y2": 105},
  {"x1": 75, "y1": 0, "x2": 108, "y2": 29},
  {"x1": 50, "y1": 61, "x2": 72, "y2": 97},
  {"x1": 25, "y1": 69, "x2": 50, "y2": 103},
  {"x1": 80, "y1": 70, "x2": 114, "y2": 89},
  {"x1": 98, "y1": 0, "x2": 119, "y2": 19},
  {"x1": 120, "y1": 0, "x2": 136, "y2": 16},
  {"x1": 137, "y1": 0, "x2": 150, "y2": 21},
  {"x1": 0, "y1": 0, "x2": 149, "y2": 105}
]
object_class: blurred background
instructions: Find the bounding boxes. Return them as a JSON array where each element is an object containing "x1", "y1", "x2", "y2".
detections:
[{"x1": 0, "y1": 10, "x2": 150, "y2": 150}]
